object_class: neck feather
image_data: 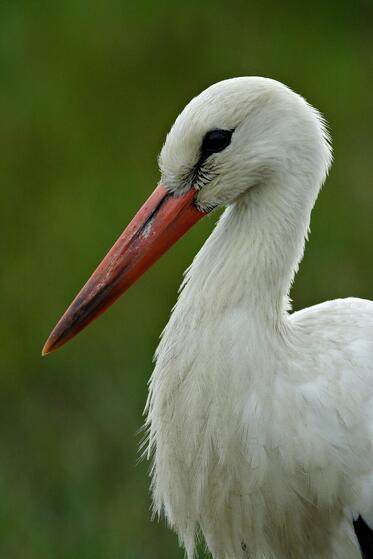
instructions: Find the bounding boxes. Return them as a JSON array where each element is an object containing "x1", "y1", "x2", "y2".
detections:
[{"x1": 177, "y1": 173, "x2": 319, "y2": 330}]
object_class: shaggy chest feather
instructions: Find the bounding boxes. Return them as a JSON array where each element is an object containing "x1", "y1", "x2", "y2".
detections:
[
  {"x1": 144, "y1": 200, "x2": 373, "y2": 558},
  {"x1": 145, "y1": 280, "x2": 373, "y2": 559}
]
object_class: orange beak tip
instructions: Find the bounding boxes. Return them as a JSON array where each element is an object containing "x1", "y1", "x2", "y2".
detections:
[
  {"x1": 41, "y1": 338, "x2": 53, "y2": 356},
  {"x1": 42, "y1": 327, "x2": 65, "y2": 356}
]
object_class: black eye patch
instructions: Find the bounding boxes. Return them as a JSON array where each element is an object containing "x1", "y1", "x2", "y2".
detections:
[
  {"x1": 189, "y1": 128, "x2": 234, "y2": 190},
  {"x1": 200, "y1": 129, "x2": 234, "y2": 162}
]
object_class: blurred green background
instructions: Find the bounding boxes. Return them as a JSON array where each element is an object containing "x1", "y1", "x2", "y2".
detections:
[{"x1": 1, "y1": 0, "x2": 373, "y2": 557}]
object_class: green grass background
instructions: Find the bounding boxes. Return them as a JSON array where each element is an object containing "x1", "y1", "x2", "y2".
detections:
[{"x1": 1, "y1": 1, "x2": 373, "y2": 557}]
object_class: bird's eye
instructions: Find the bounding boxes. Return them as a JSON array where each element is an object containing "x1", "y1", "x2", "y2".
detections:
[{"x1": 201, "y1": 129, "x2": 233, "y2": 155}]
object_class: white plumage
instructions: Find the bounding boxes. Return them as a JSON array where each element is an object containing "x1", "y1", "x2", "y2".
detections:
[{"x1": 143, "y1": 78, "x2": 373, "y2": 558}]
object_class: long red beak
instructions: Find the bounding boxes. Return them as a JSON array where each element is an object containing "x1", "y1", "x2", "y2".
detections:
[{"x1": 42, "y1": 185, "x2": 206, "y2": 355}]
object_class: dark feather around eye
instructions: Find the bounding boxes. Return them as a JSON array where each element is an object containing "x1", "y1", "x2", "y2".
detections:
[
  {"x1": 189, "y1": 128, "x2": 233, "y2": 190},
  {"x1": 201, "y1": 129, "x2": 234, "y2": 156}
]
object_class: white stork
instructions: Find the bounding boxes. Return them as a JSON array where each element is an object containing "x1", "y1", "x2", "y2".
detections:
[{"x1": 43, "y1": 77, "x2": 373, "y2": 559}]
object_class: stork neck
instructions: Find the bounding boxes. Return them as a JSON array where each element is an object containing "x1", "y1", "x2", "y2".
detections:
[{"x1": 183, "y1": 175, "x2": 314, "y2": 328}]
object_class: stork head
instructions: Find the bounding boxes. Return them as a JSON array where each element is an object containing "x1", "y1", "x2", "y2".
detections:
[
  {"x1": 42, "y1": 77, "x2": 332, "y2": 355},
  {"x1": 160, "y1": 77, "x2": 331, "y2": 211}
]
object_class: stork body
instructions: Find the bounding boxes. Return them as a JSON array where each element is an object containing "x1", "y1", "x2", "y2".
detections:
[
  {"x1": 146, "y1": 211, "x2": 373, "y2": 558},
  {"x1": 44, "y1": 78, "x2": 373, "y2": 558},
  {"x1": 145, "y1": 79, "x2": 373, "y2": 558}
]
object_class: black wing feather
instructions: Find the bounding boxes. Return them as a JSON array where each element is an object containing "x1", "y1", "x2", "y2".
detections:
[{"x1": 354, "y1": 516, "x2": 373, "y2": 558}]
